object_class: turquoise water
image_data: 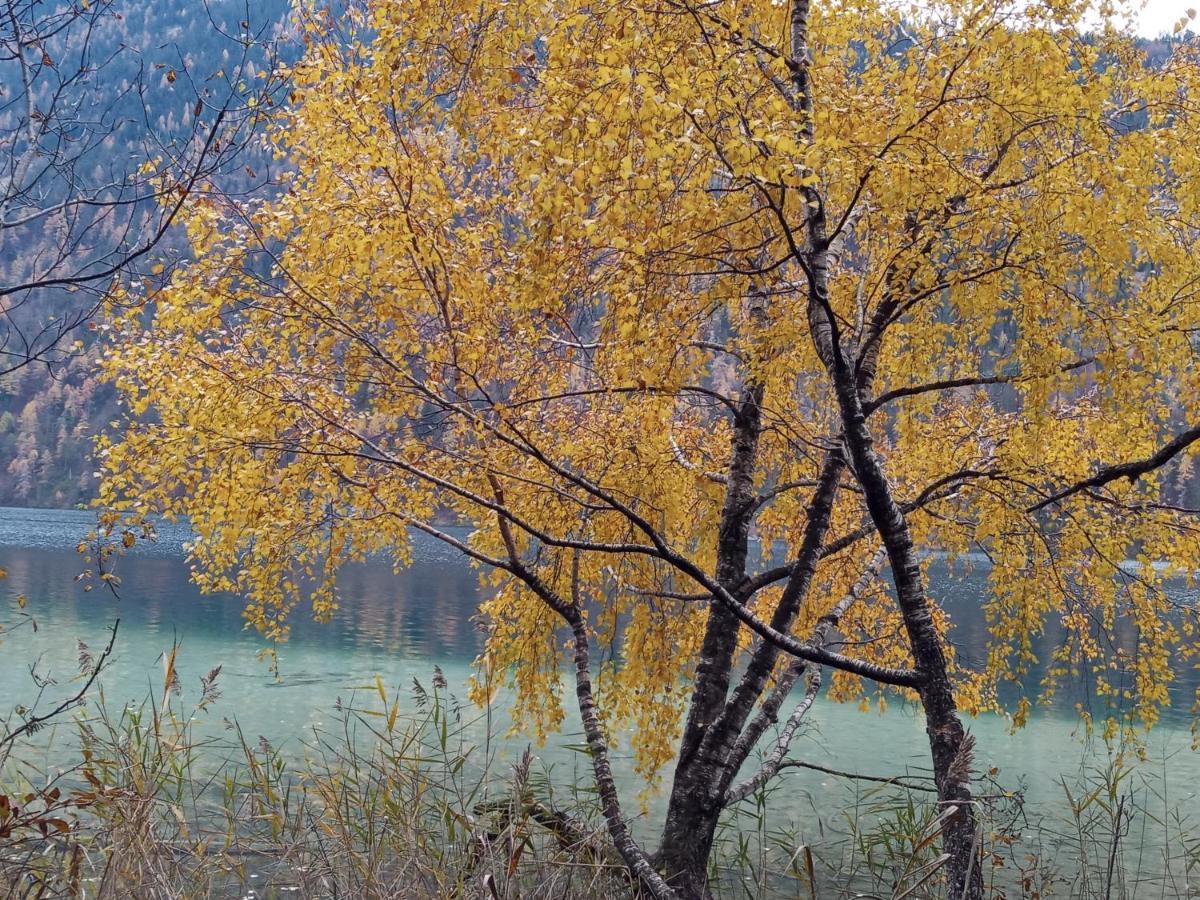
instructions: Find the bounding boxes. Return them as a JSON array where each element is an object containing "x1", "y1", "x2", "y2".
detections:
[
  {"x1": 0, "y1": 508, "x2": 486, "y2": 755},
  {"x1": 2, "y1": 506, "x2": 1199, "y2": 893}
]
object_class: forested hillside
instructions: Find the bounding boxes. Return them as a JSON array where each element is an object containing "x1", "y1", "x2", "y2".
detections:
[
  {"x1": 0, "y1": 348, "x2": 113, "y2": 505},
  {"x1": 1, "y1": 0, "x2": 290, "y2": 507},
  {"x1": 0, "y1": 8, "x2": 1188, "y2": 507}
]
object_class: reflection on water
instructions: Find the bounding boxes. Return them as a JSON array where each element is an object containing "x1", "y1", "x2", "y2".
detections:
[
  {"x1": 2, "y1": 506, "x2": 1200, "y2": 888},
  {"x1": 0, "y1": 506, "x2": 486, "y2": 656},
  {"x1": 0, "y1": 507, "x2": 488, "y2": 761}
]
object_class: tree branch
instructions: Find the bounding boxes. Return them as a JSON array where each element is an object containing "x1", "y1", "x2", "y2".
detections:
[
  {"x1": 865, "y1": 356, "x2": 1098, "y2": 415},
  {"x1": 1029, "y1": 423, "x2": 1200, "y2": 511},
  {"x1": 0, "y1": 619, "x2": 119, "y2": 754}
]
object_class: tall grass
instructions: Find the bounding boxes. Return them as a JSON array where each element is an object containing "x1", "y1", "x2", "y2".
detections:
[
  {"x1": 2, "y1": 649, "x2": 1198, "y2": 898},
  {"x1": 708, "y1": 739, "x2": 1200, "y2": 899},
  {"x1": 1, "y1": 647, "x2": 633, "y2": 899}
]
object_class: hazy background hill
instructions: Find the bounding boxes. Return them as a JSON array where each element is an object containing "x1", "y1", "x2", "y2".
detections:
[{"x1": 1, "y1": 0, "x2": 290, "y2": 507}]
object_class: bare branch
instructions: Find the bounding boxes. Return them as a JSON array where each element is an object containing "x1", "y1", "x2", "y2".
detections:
[
  {"x1": 865, "y1": 356, "x2": 1098, "y2": 414},
  {"x1": 1, "y1": 619, "x2": 119, "y2": 754}
]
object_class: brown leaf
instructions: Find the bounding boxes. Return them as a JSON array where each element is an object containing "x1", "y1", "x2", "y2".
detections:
[{"x1": 46, "y1": 818, "x2": 71, "y2": 834}]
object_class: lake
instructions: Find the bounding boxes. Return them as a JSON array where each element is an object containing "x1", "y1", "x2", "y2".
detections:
[{"x1": 2, "y1": 505, "x2": 1199, "y2": 894}]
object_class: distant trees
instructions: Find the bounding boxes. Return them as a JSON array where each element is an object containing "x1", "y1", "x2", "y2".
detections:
[
  {"x1": 0, "y1": 351, "x2": 109, "y2": 503},
  {"x1": 0, "y1": 0, "x2": 289, "y2": 505},
  {"x1": 98, "y1": 1, "x2": 1200, "y2": 898}
]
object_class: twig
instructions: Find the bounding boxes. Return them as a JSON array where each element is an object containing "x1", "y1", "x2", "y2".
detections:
[
  {"x1": 0, "y1": 620, "x2": 119, "y2": 752},
  {"x1": 775, "y1": 759, "x2": 938, "y2": 793}
]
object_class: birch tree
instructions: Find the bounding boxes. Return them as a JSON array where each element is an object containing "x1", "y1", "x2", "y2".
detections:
[{"x1": 98, "y1": 1, "x2": 1200, "y2": 897}]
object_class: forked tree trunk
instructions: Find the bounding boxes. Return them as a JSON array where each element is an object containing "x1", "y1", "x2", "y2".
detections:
[
  {"x1": 656, "y1": 452, "x2": 847, "y2": 897},
  {"x1": 656, "y1": 382, "x2": 764, "y2": 899}
]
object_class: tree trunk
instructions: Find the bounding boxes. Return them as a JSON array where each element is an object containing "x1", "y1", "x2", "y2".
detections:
[
  {"x1": 674, "y1": 384, "x2": 764, "y2": 772},
  {"x1": 829, "y1": 368, "x2": 984, "y2": 900},
  {"x1": 784, "y1": 0, "x2": 983, "y2": 870},
  {"x1": 657, "y1": 381, "x2": 764, "y2": 899},
  {"x1": 656, "y1": 449, "x2": 847, "y2": 898},
  {"x1": 655, "y1": 786, "x2": 723, "y2": 900}
]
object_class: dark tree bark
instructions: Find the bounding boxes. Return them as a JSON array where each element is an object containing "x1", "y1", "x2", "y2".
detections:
[
  {"x1": 655, "y1": 380, "x2": 764, "y2": 899},
  {"x1": 784, "y1": 0, "x2": 984, "y2": 888},
  {"x1": 828, "y1": 362, "x2": 983, "y2": 899}
]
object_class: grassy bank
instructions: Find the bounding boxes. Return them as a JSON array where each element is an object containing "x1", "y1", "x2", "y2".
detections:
[{"x1": 2, "y1": 653, "x2": 1198, "y2": 899}]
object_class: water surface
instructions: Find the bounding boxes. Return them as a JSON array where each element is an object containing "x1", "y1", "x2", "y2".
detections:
[{"x1": 2, "y1": 506, "x2": 1198, "y2": 893}]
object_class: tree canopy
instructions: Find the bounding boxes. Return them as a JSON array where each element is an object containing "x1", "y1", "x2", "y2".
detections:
[{"x1": 98, "y1": 0, "x2": 1200, "y2": 895}]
